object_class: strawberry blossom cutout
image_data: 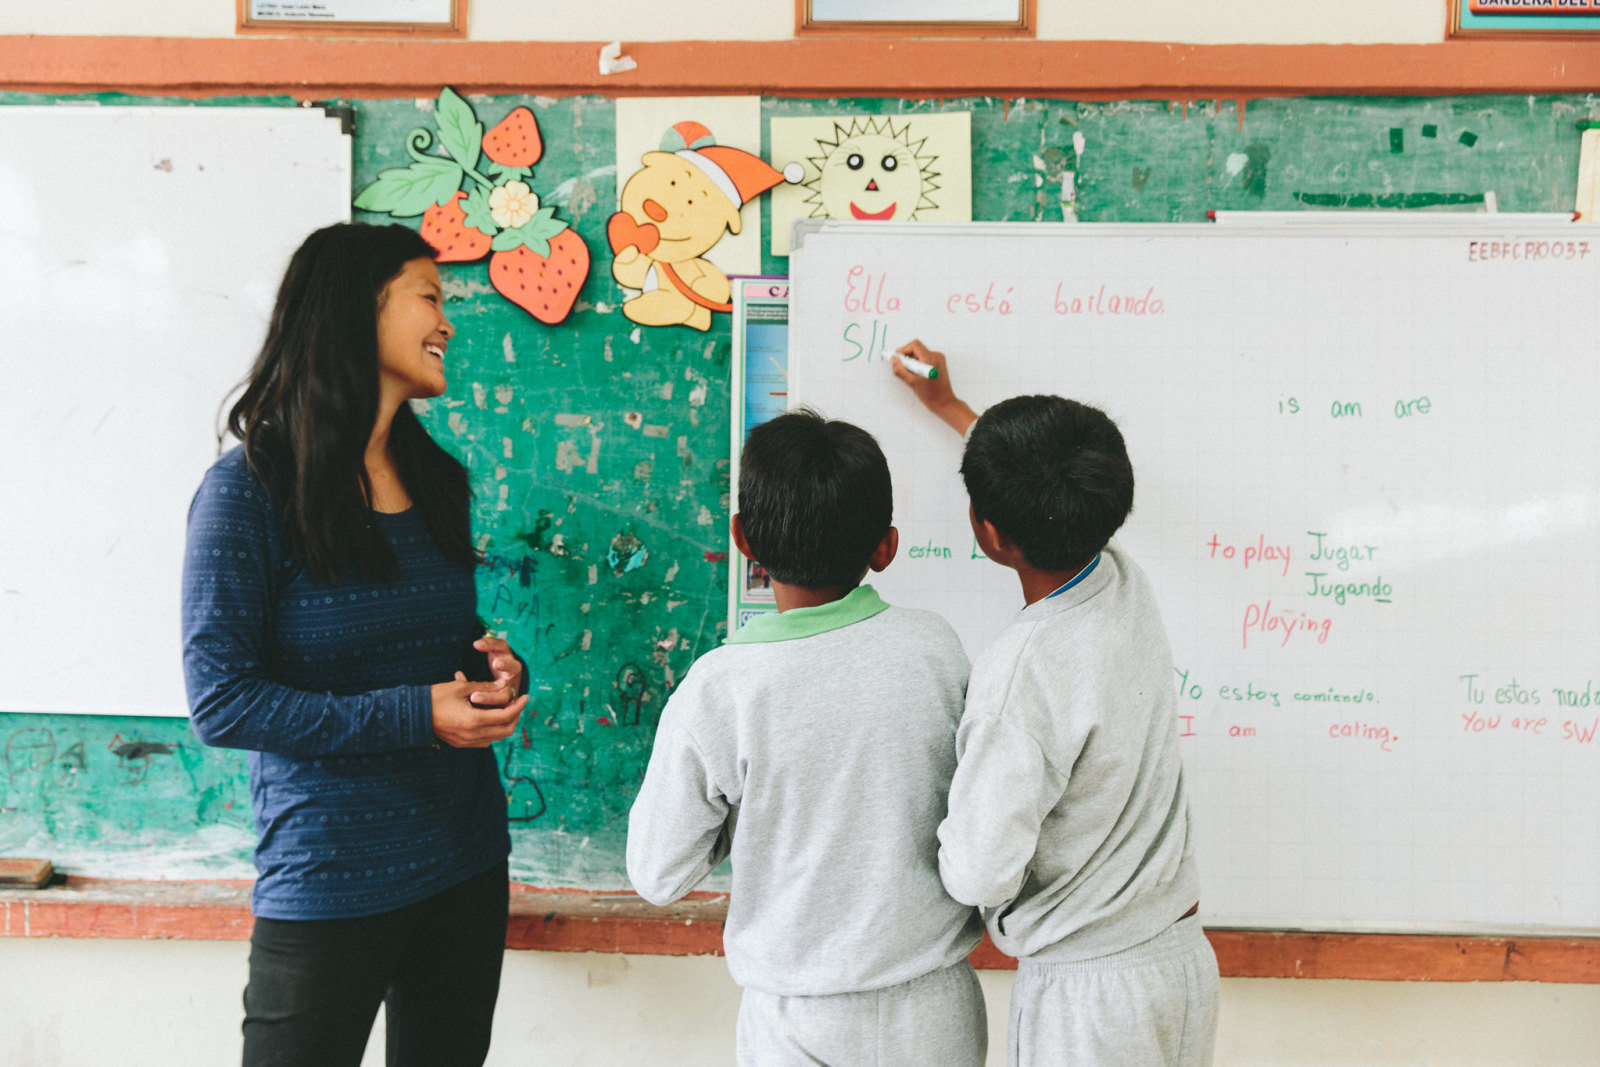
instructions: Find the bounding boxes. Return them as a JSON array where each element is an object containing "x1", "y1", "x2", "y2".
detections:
[
  {"x1": 489, "y1": 182, "x2": 538, "y2": 230},
  {"x1": 353, "y1": 88, "x2": 589, "y2": 325}
]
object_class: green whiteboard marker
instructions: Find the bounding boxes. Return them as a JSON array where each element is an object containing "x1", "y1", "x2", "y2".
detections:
[{"x1": 898, "y1": 353, "x2": 939, "y2": 379}]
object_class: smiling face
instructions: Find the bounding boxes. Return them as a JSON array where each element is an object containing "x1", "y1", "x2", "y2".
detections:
[
  {"x1": 818, "y1": 133, "x2": 924, "y2": 222},
  {"x1": 619, "y1": 152, "x2": 740, "y2": 262},
  {"x1": 376, "y1": 257, "x2": 453, "y2": 404}
]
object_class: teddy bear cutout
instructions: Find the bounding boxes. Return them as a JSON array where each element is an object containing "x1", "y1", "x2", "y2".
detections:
[{"x1": 609, "y1": 123, "x2": 798, "y2": 332}]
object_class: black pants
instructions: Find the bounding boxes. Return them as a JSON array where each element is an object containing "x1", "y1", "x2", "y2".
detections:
[{"x1": 242, "y1": 861, "x2": 509, "y2": 1067}]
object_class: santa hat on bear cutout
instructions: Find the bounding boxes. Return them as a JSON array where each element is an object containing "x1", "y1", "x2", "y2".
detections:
[{"x1": 661, "y1": 121, "x2": 804, "y2": 209}]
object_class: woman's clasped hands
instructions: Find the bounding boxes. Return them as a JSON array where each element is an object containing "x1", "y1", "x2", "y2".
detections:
[{"x1": 431, "y1": 634, "x2": 528, "y2": 747}]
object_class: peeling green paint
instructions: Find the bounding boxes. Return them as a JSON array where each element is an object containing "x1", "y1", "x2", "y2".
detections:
[{"x1": 3, "y1": 91, "x2": 1595, "y2": 889}]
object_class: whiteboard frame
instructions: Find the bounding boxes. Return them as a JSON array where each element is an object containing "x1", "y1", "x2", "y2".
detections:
[{"x1": 788, "y1": 217, "x2": 1600, "y2": 937}]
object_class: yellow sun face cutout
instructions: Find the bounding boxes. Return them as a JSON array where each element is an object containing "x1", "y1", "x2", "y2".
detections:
[
  {"x1": 769, "y1": 112, "x2": 972, "y2": 257},
  {"x1": 809, "y1": 119, "x2": 938, "y2": 224},
  {"x1": 817, "y1": 130, "x2": 931, "y2": 222}
]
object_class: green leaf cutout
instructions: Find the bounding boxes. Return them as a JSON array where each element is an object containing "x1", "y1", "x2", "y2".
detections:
[
  {"x1": 460, "y1": 188, "x2": 500, "y2": 236},
  {"x1": 353, "y1": 158, "x2": 465, "y2": 217},
  {"x1": 435, "y1": 87, "x2": 484, "y2": 173},
  {"x1": 491, "y1": 229, "x2": 546, "y2": 256},
  {"x1": 487, "y1": 163, "x2": 532, "y2": 184},
  {"x1": 488, "y1": 212, "x2": 570, "y2": 257},
  {"x1": 524, "y1": 213, "x2": 569, "y2": 242}
]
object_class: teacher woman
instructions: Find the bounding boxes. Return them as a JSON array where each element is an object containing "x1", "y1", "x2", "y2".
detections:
[{"x1": 182, "y1": 222, "x2": 525, "y2": 1066}]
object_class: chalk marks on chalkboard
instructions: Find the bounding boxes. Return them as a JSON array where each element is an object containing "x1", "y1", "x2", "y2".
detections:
[
  {"x1": 1292, "y1": 117, "x2": 1487, "y2": 210},
  {"x1": 4, "y1": 728, "x2": 55, "y2": 782},
  {"x1": 612, "y1": 663, "x2": 649, "y2": 728},
  {"x1": 607, "y1": 533, "x2": 649, "y2": 576},
  {"x1": 1222, "y1": 145, "x2": 1271, "y2": 200},
  {"x1": 0, "y1": 715, "x2": 258, "y2": 877},
  {"x1": 2, "y1": 729, "x2": 149, "y2": 791},
  {"x1": 504, "y1": 743, "x2": 547, "y2": 822},
  {"x1": 1295, "y1": 191, "x2": 1486, "y2": 209},
  {"x1": 108, "y1": 736, "x2": 179, "y2": 785}
]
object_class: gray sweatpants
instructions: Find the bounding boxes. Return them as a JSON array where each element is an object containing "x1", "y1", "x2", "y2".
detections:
[
  {"x1": 1010, "y1": 914, "x2": 1219, "y2": 1067},
  {"x1": 736, "y1": 959, "x2": 987, "y2": 1066}
]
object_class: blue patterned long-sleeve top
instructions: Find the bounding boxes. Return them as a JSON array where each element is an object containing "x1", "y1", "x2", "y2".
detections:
[{"x1": 182, "y1": 446, "x2": 509, "y2": 919}]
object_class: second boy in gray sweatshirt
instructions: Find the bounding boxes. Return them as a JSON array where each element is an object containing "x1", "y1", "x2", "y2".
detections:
[{"x1": 627, "y1": 409, "x2": 986, "y2": 1066}]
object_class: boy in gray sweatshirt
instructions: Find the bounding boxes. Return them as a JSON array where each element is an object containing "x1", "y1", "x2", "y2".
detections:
[
  {"x1": 626, "y1": 409, "x2": 987, "y2": 1066},
  {"x1": 893, "y1": 340, "x2": 1220, "y2": 1067}
]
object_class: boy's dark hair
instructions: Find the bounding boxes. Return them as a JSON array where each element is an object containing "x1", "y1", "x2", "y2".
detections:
[
  {"x1": 961, "y1": 395, "x2": 1134, "y2": 572},
  {"x1": 738, "y1": 409, "x2": 893, "y2": 588}
]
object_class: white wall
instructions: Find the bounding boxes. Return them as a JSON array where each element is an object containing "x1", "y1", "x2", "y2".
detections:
[
  {"x1": 1, "y1": 938, "x2": 1598, "y2": 1065},
  {"x1": 1, "y1": 0, "x2": 1447, "y2": 44}
]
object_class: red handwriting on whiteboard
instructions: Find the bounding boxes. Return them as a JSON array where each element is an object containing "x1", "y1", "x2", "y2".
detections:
[
  {"x1": 1241, "y1": 600, "x2": 1332, "y2": 649},
  {"x1": 1462, "y1": 711, "x2": 1548, "y2": 736},
  {"x1": 844, "y1": 266, "x2": 900, "y2": 313},
  {"x1": 946, "y1": 283, "x2": 1015, "y2": 315},
  {"x1": 1565, "y1": 718, "x2": 1600, "y2": 744},
  {"x1": 1053, "y1": 283, "x2": 1165, "y2": 316},
  {"x1": 1467, "y1": 240, "x2": 1590, "y2": 263},
  {"x1": 1206, "y1": 534, "x2": 1291, "y2": 577},
  {"x1": 1328, "y1": 720, "x2": 1397, "y2": 752}
]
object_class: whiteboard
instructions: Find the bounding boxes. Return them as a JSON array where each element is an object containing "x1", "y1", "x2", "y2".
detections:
[
  {"x1": 788, "y1": 221, "x2": 1600, "y2": 934},
  {"x1": 0, "y1": 106, "x2": 351, "y2": 716}
]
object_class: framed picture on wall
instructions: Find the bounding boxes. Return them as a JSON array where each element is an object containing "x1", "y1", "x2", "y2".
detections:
[
  {"x1": 1450, "y1": 0, "x2": 1600, "y2": 36},
  {"x1": 238, "y1": 0, "x2": 466, "y2": 37},
  {"x1": 798, "y1": 0, "x2": 1034, "y2": 37}
]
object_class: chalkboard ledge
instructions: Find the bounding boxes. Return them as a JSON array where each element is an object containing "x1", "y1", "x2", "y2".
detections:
[{"x1": 3, "y1": 878, "x2": 1599, "y2": 982}]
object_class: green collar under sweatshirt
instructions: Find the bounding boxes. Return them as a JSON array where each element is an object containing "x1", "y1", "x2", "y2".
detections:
[{"x1": 725, "y1": 585, "x2": 889, "y2": 644}]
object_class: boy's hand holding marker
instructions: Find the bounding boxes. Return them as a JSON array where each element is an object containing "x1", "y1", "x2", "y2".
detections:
[{"x1": 892, "y1": 340, "x2": 979, "y2": 437}]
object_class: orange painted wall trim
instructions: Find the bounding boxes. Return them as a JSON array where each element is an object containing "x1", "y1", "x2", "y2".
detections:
[
  {"x1": 5, "y1": 879, "x2": 1600, "y2": 982},
  {"x1": 4, "y1": 35, "x2": 1600, "y2": 98}
]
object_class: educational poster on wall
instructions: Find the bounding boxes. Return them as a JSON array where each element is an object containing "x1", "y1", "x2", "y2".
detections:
[
  {"x1": 727, "y1": 278, "x2": 791, "y2": 631},
  {"x1": 768, "y1": 112, "x2": 972, "y2": 257},
  {"x1": 246, "y1": 0, "x2": 454, "y2": 24},
  {"x1": 611, "y1": 98, "x2": 795, "y2": 331},
  {"x1": 1452, "y1": 0, "x2": 1600, "y2": 34}
]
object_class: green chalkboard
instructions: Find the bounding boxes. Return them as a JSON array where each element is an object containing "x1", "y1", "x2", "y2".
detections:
[{"x1": 0, "y1": 91, "x2": 1588, "y2": 888}]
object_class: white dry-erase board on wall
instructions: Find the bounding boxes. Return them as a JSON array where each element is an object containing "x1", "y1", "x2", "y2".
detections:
[
  {"x1": 0, "y1": 105, "x2": 351, "y2": 716},
  {"x1": 788, "y1": 220, "x2": 1600, "y2": 935}
]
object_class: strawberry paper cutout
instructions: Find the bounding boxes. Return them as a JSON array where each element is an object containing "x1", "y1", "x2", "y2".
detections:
[
  {"x1": 353, "y1": 88, "x2": 589, "y2": 325},
  {"x1": 483, "y1": 107, "x2": 543, "y2": 169},
  {"x1": 488, "y1": 232, "x2": 591, "y2": 326},
  {"x1": 421, "y1": 191, "x2": 493, "y2": 263}
]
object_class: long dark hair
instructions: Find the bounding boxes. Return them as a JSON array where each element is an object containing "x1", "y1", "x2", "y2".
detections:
[{"x1": 227, "y1": 222, "x2": 475, "y2": 585}]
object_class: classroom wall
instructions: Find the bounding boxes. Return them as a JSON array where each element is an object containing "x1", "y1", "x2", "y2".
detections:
[
  {"x1": 5, "y1": 4, "x2": 1599, "y2": 1066},
  {"x1": 0, "y1": 0, "x2": 1447, "y2": 44},
  {"x1": 3, "y1": 939, "x2": 1600, "y2": 1066}
]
